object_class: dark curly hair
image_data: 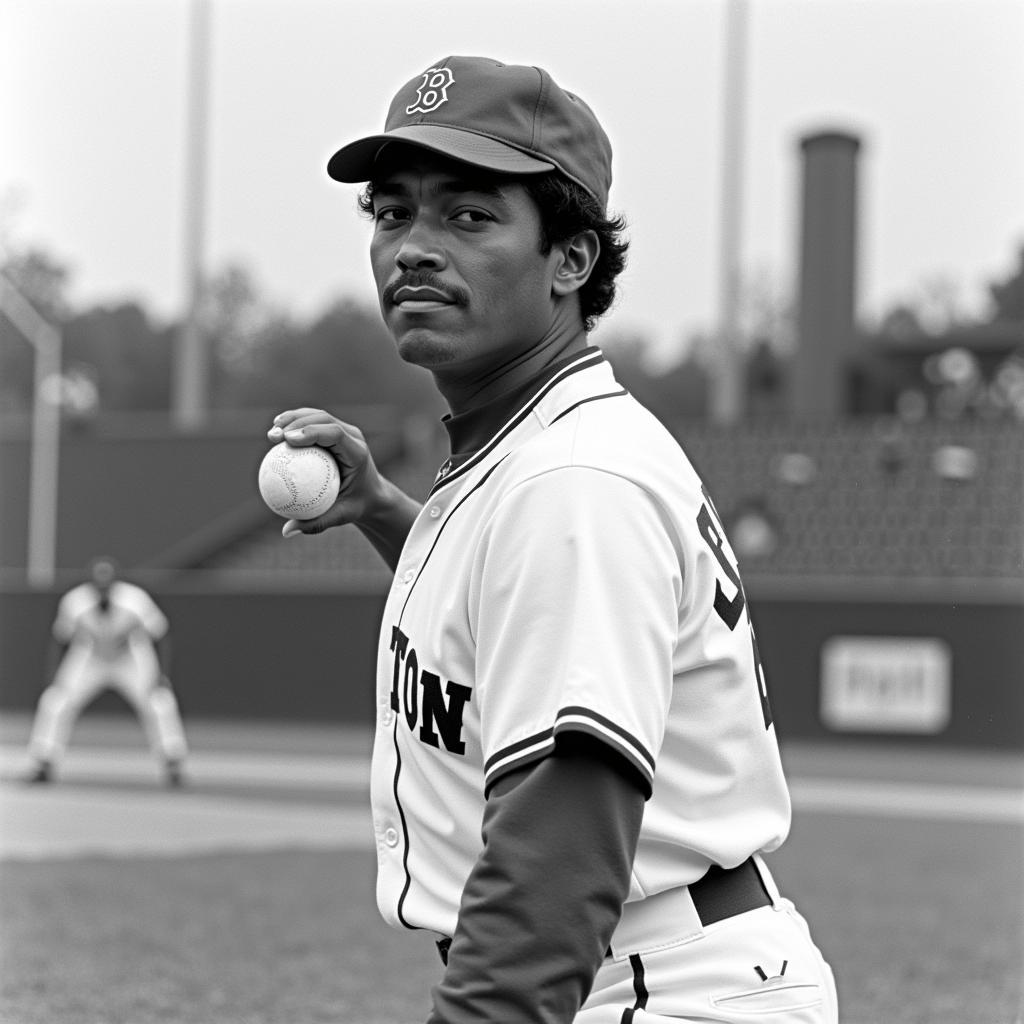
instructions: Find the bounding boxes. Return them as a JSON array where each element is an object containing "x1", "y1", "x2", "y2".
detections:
[{"x1": 357, "y1": 169, "x2": 628, "y2": 333}]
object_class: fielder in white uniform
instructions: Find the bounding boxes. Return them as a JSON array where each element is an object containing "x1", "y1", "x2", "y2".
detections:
[
  {"x1": 269, "y1": 56, "x2": 838, "y2": 1023},
  {"x1": 25, "y1": 556, "x2": 189, "y2": 786}
]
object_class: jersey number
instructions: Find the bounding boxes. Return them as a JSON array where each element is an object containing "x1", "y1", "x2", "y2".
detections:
[
  {"x1": 696, "y1": 486, "x2": 773, "y2": 730},
  {"x1": 696, "y1": 502, "x2": 746, "y2": 629}
]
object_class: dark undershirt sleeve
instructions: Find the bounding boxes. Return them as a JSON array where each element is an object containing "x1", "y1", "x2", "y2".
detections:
[{"x1": 426, "y1": 733, "x2": 646, "y2": 1024}]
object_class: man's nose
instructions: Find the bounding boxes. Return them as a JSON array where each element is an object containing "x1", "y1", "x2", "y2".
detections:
[{"x1": 395, "y1": 221, "x2": 446, "y2": 271}]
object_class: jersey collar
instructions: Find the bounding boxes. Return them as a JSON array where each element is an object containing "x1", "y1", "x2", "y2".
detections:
[{"x1": 429, "y1": 347, "x2": 614, "y2": 495}]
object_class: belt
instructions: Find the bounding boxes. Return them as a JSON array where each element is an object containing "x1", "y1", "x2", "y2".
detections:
[
  {"x1": 607, "y1": 856, "x2": 774, "y2": 960},
  {"x1": 687, "y1": 856, "x2": 773, "y2": 927},
  {"x1": 435, "y1": 857, "x2": 772, "y2": 967}
]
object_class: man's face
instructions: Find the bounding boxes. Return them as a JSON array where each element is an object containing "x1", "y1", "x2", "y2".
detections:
[
  {"x1": 91, "y1": 560, "x2": 115, "y2": 587},
  {"x1": 90, "y1": 560, "x2": 116, "y2": 605},
  {"x1": 367, "y1": 148, "x2": 565, "y2": 377}
]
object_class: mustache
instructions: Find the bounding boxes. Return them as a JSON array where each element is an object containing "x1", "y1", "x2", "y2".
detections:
[{"x1": 382, "y1": 272, "x2": 469, "y2": 307}]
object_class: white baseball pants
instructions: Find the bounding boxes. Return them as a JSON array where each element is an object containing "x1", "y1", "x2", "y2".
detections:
[
  {"x1": 28, "y1": 647, "x2": 188, "y2": 764},
  {"x1": 577, "y1": 861, "x2": 838, "y2": 1023}
]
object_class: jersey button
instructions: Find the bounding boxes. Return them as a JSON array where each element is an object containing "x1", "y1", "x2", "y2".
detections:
[
  {"x1": 384, "y1": 827, "x2": 399, "y2": 848},
  {"x1": 401, "y1": 569, "x2": 415, "y2": 584},
  {"x1": 429, "y1": 505, "x2": 441, "y2": 519}
]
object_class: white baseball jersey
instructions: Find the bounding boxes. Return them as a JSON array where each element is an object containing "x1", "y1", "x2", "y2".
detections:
[
  {"x1": 370, "y1": 348, "x2": 791, "y2": 940},
  {"x1": 53, "y1": 580, "x2": 168, "y2": 660}
]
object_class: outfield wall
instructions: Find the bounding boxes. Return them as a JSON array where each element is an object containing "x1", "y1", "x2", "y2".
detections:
[
  {"x1": 0, "y1": 411, "x2": 402, "y2": 572},
  {"x1": 748, "y1": 592, "x2": 1023, "y2": 748},
  {"x1": 1, "y1": 584, "x2": 1021, "y2": 749}
]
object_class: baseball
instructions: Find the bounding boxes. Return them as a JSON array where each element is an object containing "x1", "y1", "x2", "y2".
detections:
[{"x1": 258, "y1": 442, "x2": 341, "y2": 520}]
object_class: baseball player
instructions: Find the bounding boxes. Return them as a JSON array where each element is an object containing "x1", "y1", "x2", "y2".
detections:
[
  {"x1": 24, "y1": 556, "x2": 189, "y2": 787},
  {"x1": 269, "y1": 56, "x2": 838, "y2": 1022}
]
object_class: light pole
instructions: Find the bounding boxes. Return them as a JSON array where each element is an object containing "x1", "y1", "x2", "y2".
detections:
[
  {"x1": 0, "y1": 273, "x2": 62, "y2": 587},
  {"x1": 711, "y1": 0, "x2": 750, "y2": 426},
  {"x1": 172, "y1": 0, "x2": 212, "y2": 430}
]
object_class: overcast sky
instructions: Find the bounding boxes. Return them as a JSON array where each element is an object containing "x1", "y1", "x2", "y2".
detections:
[{"x1": 2, "y1": 0, "x2": 1022, "y2": 358}]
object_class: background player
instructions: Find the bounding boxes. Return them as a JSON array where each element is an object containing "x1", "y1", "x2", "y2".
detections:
[
  {"x1": 268, "y1": 56, "x2": 838, "y2": 1022},
  {"x1": 24, "y1": 555, "x2": 189, "y2": 787}
]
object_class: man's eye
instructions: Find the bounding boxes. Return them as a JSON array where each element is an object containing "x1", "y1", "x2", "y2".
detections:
[
  {"x1": 375, "y1": 207, "x2": 409, "y2": 223},
  {"x1": 452, "y1": 208, "x2": 492, "y2": 223}
]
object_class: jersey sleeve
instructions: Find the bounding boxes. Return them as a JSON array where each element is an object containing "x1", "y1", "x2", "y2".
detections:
[
  {"x1": 429, "y1": 738, "x2": 643, "y2": 1023},
  {"x1": 51, "y1": 588, "x2": 85, "y2": 643},
  {"x1": 119, "y1": 583, "x2": 169, "y2": 640},
  {"x1": 470, "y1": 467, "x2": 683, "y2": 798}
]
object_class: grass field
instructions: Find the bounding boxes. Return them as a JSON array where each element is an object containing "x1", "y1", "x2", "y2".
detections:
[{"x1": 1, "y1": 714, "x2": 1022, "y2": 1024}]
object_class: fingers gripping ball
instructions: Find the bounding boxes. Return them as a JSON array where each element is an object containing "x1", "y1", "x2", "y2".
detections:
[{"x1": 258, "y1": 442, "x2": 341, "y2": 520}]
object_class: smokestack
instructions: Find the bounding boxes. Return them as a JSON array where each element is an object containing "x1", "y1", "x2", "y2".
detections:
[{"x1": 793, "y1": 130, "x2": 861, "y2": 420}]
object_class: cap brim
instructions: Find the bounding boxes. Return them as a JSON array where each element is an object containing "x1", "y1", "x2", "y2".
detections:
[{"x1": 326, "y1": 124, "x2": 555, "y2": 182}]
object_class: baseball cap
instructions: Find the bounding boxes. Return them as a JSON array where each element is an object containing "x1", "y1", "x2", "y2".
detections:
[{"x1": 326, "y1": 56, "x2": 612, "y2": 208}]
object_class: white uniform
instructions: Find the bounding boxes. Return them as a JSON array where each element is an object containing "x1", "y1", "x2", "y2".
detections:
[
  {"x1": 370, "y1": 349, "x2": 837, "y2": 1020},
  {"x1": 28, "y1": 579, "x2": 188, "y2": 767}
]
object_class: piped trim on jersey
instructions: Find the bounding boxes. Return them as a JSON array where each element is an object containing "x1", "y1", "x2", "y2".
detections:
[
  {"x1": 398, "y1": 454, "x2": 511, "y2": 628},
  {"x1": 428, "y1": 349, "x2": 606, "y2": 497},
  {"x1": 391, "y1": 712, "x2": 419, "y2": 931},
  {"x1": 548, "y1": 388, "x2": 628, "y2": 426},
  {"x1": 484, "y1": 707, "x2": 656, "y2": 799},
  {"x1": 483, "y1": 726, "x2": 555, "y2": 780},
  {"x1": 556, "y1": 706, "x2": 655, "y2": 777}
]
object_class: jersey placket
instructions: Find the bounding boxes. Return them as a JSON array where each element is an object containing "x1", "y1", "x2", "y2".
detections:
[
  {"x1": 371, "y1": 480, "x2": 460, "y2": 929},
  {"x1": 371, "y1": 354, "x2": 630, "y2": 933}
]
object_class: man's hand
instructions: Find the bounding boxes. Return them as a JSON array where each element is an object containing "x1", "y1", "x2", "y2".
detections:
[
  {"x1": 267, "y1": 408, "x2": 387, "y2": 538},
  {"x1": 266, "y1": 408, "x2": 422, "y2": 571}
]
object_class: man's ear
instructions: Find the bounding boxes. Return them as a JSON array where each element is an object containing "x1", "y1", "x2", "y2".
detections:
[{"x1": 552, "y1": 229, "x2": 600, "y2": 297}]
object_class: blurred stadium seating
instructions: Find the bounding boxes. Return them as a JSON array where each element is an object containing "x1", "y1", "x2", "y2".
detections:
[
  {"x1": 681, "y1": 417, "x2": 1023, "y2": 585},
  {"x1": 188, "y1": 416, "x2": 1023, "y2": 593}
]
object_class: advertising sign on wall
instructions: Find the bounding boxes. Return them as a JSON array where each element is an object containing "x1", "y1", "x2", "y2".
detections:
[{"x1": 820, "y1": 636, "x2": 952, "y2": 733}]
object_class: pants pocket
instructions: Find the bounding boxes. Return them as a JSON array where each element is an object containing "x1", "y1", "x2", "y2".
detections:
[{"x1": 711, "y1": 979, "x2": 823, "y2": 1017}]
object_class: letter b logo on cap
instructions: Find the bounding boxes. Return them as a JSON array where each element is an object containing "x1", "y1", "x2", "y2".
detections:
[{"x1": 406, "y1": 67, "x2": 455, "y2": 115}]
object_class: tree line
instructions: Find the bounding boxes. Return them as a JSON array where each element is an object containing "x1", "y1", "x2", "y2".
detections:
[{"x1": 2, "y1": 238, "x2": 1022, "y2": 427}]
